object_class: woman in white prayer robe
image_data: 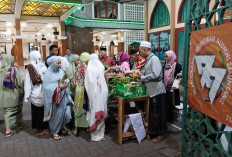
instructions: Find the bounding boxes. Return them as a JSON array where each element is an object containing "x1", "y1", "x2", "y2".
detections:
[
  {"x1": 85, "y1": 54, "x2": 108, "y2": 141},
  {"x1": 24, "y1": 51, "x2": 49, "y2": 136}
]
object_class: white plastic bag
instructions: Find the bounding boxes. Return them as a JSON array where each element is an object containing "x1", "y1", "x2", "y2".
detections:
[{"x1": 172, "y1": 77, "x2": 180, "y2": 89}]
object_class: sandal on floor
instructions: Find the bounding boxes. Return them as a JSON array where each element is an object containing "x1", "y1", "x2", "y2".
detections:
[
  {"x1": 18, "y1": 122, "x2": 24, "y2": 129},
  {"x1": 36, "y1": 129, "x2": 50, "y2": 137},
  {"x1": 72, "y1": 130, "x2": 79, "y2": 136},
  {"x1": 53, "y1": 134, "x2": 61, "y2": 140},
  {"x1": 61, "y1": 129, "x2": 68, "y2": 135},
  {"x1": 5, "y1": 130, "x2": 16, "y2": 138},
  {"x1": 152, "y1": 135, "x2": 165, "y2": 143}
]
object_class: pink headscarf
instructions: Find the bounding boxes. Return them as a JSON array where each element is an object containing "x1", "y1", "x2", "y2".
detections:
[
  {"x1": 163, "y1": 50, "x2": 177, "y2": 87},
  {"x1": 118, "y1": 52, "x2": 130, "y2": 65}
]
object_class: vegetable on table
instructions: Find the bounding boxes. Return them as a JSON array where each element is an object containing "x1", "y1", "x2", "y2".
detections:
[
  {"x1": 102, "y1": 62, "x2": 109, "y2": 70},
  {"x1": 108, "y1": 77, "x2": 137, "y2": 100}
]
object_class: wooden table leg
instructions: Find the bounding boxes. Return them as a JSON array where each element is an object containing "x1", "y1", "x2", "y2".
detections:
[
  {"x1": 118, "y1": 98, "x2": 123, "y2": 145},
  {"x1": 144, "y1": 97, "x2": 149, "y2": 123},
  {"x1": 145, "y1": 97, "x2": 150, "y2": 139}
]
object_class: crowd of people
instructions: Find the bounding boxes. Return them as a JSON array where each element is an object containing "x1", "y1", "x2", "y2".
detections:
[{"x1": 0, "y1": 41, "x2": 182, "y2": 143}]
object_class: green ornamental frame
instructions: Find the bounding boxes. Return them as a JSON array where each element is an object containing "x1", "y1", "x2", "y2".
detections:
[{"x1": 182, "y1": 0, "x2": 232, "y2": 156}]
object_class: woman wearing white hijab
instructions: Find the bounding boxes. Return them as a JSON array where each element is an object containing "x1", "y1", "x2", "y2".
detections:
[
  {"x1": 59, "y1": 56, "x2": 69, "y2": 73},
  {"x1": 85, "y1": 54, "x2": 108, "y2": 141},
  {"x1": 24, "y1": 51, "x2": 49, "y2": 136}
]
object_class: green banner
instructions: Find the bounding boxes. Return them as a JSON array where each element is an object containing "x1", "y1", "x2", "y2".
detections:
[{"x1": 26, "y1": 0, "x2": 83, "y2": 5}]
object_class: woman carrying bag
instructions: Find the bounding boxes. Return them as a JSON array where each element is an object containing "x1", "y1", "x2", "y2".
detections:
[{"x1": 163, "y1": 51, "x2": 182, "y2": 124}]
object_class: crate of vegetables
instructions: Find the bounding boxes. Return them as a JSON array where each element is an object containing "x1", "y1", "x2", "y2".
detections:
[{"x1": 116, "y1": 83, "x2": 146, "y2": 99}]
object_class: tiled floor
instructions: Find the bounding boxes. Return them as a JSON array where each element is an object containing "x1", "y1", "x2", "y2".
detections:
[{"x1": 0, "y1": 62, "x2": 182, "y2": 157}]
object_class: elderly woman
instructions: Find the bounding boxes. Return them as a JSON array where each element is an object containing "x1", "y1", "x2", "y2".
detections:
[
  {"x1": 72, "y1": 52, "x2": 90, "y2": 135},
  {"x1": 24, "y1": 51, "x2": 49, "y2": 136},
  {"x1": 59, "y1": 56, "x2": 69, "y2": 73},
  {"x1": 85, "y1": 54, "x2": 108, "y2": 141},
  {"x1": 163, "y1": 50, "x2": 182, "y2": 124},
  {"x1": 43, "y1": 56, "x2": 72, "y2": 140},
  {"x1": 0, "y1": 54, "x2": 24, "y2": 137},
  {"x1": 117, "y1": 52, "x2": 130, "y2": 72}
]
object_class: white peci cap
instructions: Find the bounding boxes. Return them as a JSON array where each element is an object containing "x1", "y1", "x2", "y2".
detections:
[{"x1": 140, "y1": 41, "x2": 151, "y2": 49}]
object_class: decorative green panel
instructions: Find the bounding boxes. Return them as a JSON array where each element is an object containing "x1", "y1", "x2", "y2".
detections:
[
  {"x1": 181, "y1": 0, "x2": 188, "y2": 22},
  {"x1": 182, "y1": 0, "x2": 232, "y2": 156},
  {"x1": 66, "y1": 16, "x2": 144, "y2": 30},
  {"x1": 181, "y1": 0, "x2": 208, "y2": 22},
  {"x1": 152, "y1": 1, "x2": 170, "y2": 28},
  {"x1": 177, "y1": 31, "x2": 184, "y2": 64}
]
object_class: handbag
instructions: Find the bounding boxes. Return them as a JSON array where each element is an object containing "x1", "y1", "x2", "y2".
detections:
[
  {"x1": 172, "y1": 76, "x2": 180, "y2": 89},
  {"x1": 53, "y1": 87, "x2": 61, "y2": 104}
]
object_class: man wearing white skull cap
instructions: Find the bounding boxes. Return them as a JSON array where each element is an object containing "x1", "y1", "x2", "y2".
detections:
[
  {"x1": 140, "y1": 41, "x2": 152, "y2": 49},
  {"x1": 137, "y1": 41, "x2": 167, "y2": 143}
]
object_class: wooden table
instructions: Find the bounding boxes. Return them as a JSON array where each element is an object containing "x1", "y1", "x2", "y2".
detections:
[{"x1": 117, "y1": 96, "x2": 150, "y2": 145}]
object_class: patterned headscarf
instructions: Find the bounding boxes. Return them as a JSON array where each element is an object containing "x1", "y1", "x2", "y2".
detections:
[
  {"x1": 26, "y1": 51, "x2": 45, "y2": 85},
  {"x1": 75, "y1": 52, "x2": 89, "y2": 85},
  {"x1": 118, "y1": 52, "x2": 130, "y2": 65}
]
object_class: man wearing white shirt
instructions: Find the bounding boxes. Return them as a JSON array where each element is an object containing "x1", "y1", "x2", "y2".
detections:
[{"x1": 137, "y1": 41, "x2": 166, "y2": 143}]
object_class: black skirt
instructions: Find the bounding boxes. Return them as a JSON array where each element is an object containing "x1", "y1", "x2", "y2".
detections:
[
  {"x1": 31, "y1": 103, "x2": 49, "y2": 130},
  {"x1": 149, "y1": 93, "x2": 167, "y2": 136},
  {"x1": 165, "y1": 91, "x2": 175, "y2": 123}
]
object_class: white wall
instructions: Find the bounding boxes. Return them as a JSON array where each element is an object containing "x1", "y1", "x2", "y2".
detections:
[
  {"x1": 22, "y1": 41, "x2": 51, "y2": 60},
  {"x1": 23, "y1": 42, "x2": 29, "y2": 60},
  {"x1": 175, "y1": 0, "x2": 185, "y2": 29},
  {"x1": 175, "y1": 0, "x2": 206, "y2": 29},
  {"x1": 0, "y1": 38, "x2": 51, "y2": 61},
  {"x1": 6, "y1": 42, "x2": 13, "y2": 54}
]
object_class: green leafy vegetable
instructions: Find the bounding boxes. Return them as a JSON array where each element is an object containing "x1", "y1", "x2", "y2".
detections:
[
  {"x1": 108, "y1": 77, "x2": 137, "y2": 100},
  {"x1": 102, "y1": 62, "x2": 109, "y2": 70}
]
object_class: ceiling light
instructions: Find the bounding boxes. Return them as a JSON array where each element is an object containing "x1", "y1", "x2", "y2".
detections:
[
  {"x1": 37, "y1": 32, "x2": 41, "y2": 35},
  {"x1": 102, "y1": 32, "x2": 106, "y2": 34},
  {"x1": 21, "y1": 23, "x2": 27, "y2": 27},
  {"x1": 6, "y1": 23, "x2": 12, "y2": 26},
  {"x1": 4, "y1": 30, "x2": 11, "y2": 35},
  {"x1": 111, "y1": 35, "x2": 117, "y2": 38},
  {"x1": 46, "y1": 24, "x2": 53, "y2": 28},
  {"x1": 7, "y1": 38, "x2": 11, "y2": 41}
]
